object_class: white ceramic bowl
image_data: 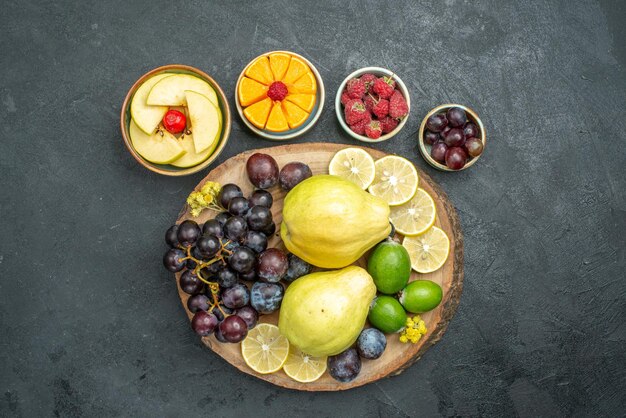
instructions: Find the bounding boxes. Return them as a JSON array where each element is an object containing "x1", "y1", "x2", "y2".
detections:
[
  {"x1": 335, "y1": 67, "x2": 410, "y2": 143},
  {"x1": 235, "y1": 51, "x2": 325, "y2": 141}
]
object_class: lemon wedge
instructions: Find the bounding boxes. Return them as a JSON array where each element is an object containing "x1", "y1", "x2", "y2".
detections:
[
  {"x1": 328, "y1": 148, "x2": 376, "y2": 189},
  {"x1": 241, "y1": 323, "x2": 289, "y2": 374},
  {"x1": 368, "y1": 156, "x2": 419, "y2": 206},
  {"x1": 390, "y1": 188, "x2": 437, "y2": 236},
  {"x1": 402, "y1": 226, "x2": 450, "y2": 273},
  {"x1": 282, "y1": 346, "x2": 327, "y2": 383}
]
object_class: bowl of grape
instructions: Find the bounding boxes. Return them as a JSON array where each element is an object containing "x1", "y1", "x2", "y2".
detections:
[{"x1": 418, "y1": 104, "x2": 486, "y2": 171}]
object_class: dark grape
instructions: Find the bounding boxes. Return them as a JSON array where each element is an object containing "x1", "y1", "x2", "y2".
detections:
[
  {"x1": 191, "y1": 311, "x2": 219, "y2": 336},
  {"x1": 218, "y1": 315, "x2": 248, "y2": 343},
  {"x1": 446, "y1": 107, "x2": 467, "y2": 127},
  {"x1": 221, "y1": 283, "x2": 250, "y2": 309},
  {"x1": 261, "y1": 221, "x2": 276, "y2": 237},
  {"x1": 445, "y1": 147, "x2": 468, "y2": 170},
  {"x1": 218, "y1": 184, "x2": 243, "y2": 209},
  {"x1": 186, "y1": 256, "x2": 198, "y2": 270},
  {"x1": 215, "y1": 211, "x2": 232, "y2": 226},
  {"x1": 443, "y1": 128, "x2": 465, "y2": 147},
  {"x1": 356, "y1": 328, "x2": 387, "y2": 359},
  {"x1": 464, "y1": 137, "x2": 484, "y2": 157},
  {"x1": 221, "y1": 239, "x2": 240, "y2": 252},
  {"x1": 463, "y1": 122, "x2": 479, "y2": 139},
  {"x1": 163, "y1": 248, "x2": 186, "y2": 272},
  {"x1": 211, "y1": 304, "x2": 234, "y2": 322},
  {"x1": 425, "y1": 113, "x2": 448, "y2": 132},
  {"x1": 283, "y1": 254, "x2": 311, "y2": 282},
  {"x1": 223, "y1": 216, "x2": 248, "y2": 242},
  {"x1": 279, "y1": 162, "x2": 312, "y2": 191},
  {"x1": 257, "y1": 248, "x2": 288, "y2": 283},
  {"x1": 441, "y1": 125, "x2": 452, "y2": 139},
  {"x1": 246, "y1": 205, "x2": 273, "y2": 231},
  {"x1": 202, "y1": 219, "x2": 223, "y2": 238},
  {"x1": 196, "y1": 235, "x2": 221, "y2": 257},
  {"x1": 228, "y1": 196, "x2": 250, "y2": 216},
  {"x1": 328, "y1": 348, "x2": 361, "y2": 382},
  {"x1": 214, "y1": 326, "x2": 228, "y2": 342},
  {"x1": 239, "y1": 269, "x2": 257, "y2": 282},
  {"x1": 423, "y1": 130, "x2": 440, "y2": 145},
  {"x1": 243, "y1": 231, "x2": 268, "y2": 254},
  {"x1": 430, "y1": 142, "x2": 448, "y2": 164},
  {"x1": 192, "y1": 246, "x2": 210, "y2": 262},
  {"x1": 179, "y1": 270, "x2": 204, "y2": 295},
  {"x1": 249, "y1": 189, "x2": 273, "y2": 208},
  {"x1": 216, "y1": 267, "x2": 238, "y2": 288},
  {"x1": 200, "y1": 260, "x2": 223, "y2": 277},
  {"x1": 187, "y1": 294, "x2": 210, "y2": 313},
  {"x1": 250, "y1": 282, "x2": 284, "y2": 314},
  {"x1": 246, "y1": 153, "x2": 279, "y2": 189},
  {"x1": 165, "y1": 225, "x2": 179, "y2": 248},
  {"x1": 177, "y1": 220, "x2": 201, "y2": 247},
  {"x1": 235, "y1": 306, "x2": 258, "y2": 329},
  {"x1": 228, "y1": 246, "x2": 256, "y2": 273}
]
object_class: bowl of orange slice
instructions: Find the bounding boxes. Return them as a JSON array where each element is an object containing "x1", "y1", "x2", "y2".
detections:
[{"x1": 235, "y1": 51, "x2": 325, "y2": 141}]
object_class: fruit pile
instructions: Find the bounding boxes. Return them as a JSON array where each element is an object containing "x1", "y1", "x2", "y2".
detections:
[
  {"x1": 129, "y1": 73, "x2": 223, "y2": 167},
  {"x1": 238, "y1": 53, "x2": 317, "y2": 132},
  {"x1": 339, "y1": 74, "x2": 408, "y2": 139},
  {"x1": 424, "y1": 106, "x2": 484, "y2": 170}
]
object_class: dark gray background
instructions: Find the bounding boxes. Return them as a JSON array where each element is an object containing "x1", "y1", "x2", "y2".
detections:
[{"x1": 1, "y1": 0, "x2": 624, "y2": 416}]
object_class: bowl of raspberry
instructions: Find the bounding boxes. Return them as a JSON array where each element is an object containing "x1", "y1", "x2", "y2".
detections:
[
  {"x1": 335, "y1": 67, "x2": 410, "y2": 143},
  {"x1": 418, "y1": 104, "x2": 486, "y2": 171}
]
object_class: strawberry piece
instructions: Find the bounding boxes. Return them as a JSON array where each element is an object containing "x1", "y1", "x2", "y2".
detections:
[
  {"x1": 372, "y1": 76, "x2": 396, "y2": 99},
  {"x1": 364, "y1": 120, "x2": 382, "y2": 139},
  {"x1": 379, "y1": 116, "x2": 399, "y2": 134},
  {"x1": 388, "y1": 90, "x2": 408, "y2": 119},
  {"x1": 344, "y1": 99, "x2": 368, "y2": 125},
  {"x1": 346, "y1": 78, "x2": 366, "y2": 99}
]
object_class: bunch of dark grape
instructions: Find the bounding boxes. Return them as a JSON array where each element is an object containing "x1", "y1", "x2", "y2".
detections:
[{"x1": 162, "y1": 152, "x2": 313, "y2": 344}]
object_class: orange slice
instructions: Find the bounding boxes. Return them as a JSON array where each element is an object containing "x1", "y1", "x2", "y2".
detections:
[
  {"x1": 282, "y1": 57, "x2": 311, "y2": 84},
  {"x1": 243, "y1": 97, "x2": 272, "y2": 129},
  {"x1": 287, "y1": 71, "x2": 317, "y2": 94},
  {"x1": 269, "y1": 53, "x2": 291, "y2": 82},
  {"x1": 282, "y1": 100, "x2": 310, "y2": 129},
  {"x1": 265, "y1": 102, "x2": 289, "y2": 132},
  {"x1": 238, "y1": 77, "x2": 268, "y2": 106},
  {"x1": 245, "y1": 56, "x2": 274, "y2": 85},
  {"x1": 285, "y1": 94, "x2": 316, "y2": 113}
]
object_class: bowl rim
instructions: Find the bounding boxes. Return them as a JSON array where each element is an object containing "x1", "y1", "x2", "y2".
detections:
[
  {"x1": 234, "y1": 50, "x2": 325, "y2": 141},
  {"x1": 120, "y1": 64, "x2": 232, "y2": 176},
  {"x1": 334, "y1": 66, "x2": 411, "y2": 143},
  {"x1": 418, "y1": 104, "x2": 486, "y2": 172}
]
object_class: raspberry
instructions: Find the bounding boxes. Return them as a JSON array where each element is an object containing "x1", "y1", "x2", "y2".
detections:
[
  {"x1": 364, "y1": 94, "x2": 378, "y2": 113},
  {"x1": 388, "y1": 90, "x2": 409, "y2": 119},
  {"x1": 372, "y1": 98, "x2": 389, "y2": 119},
  {"x1": 372, "y1": 76, "x2": 396, "y2": 99},
  {"x1": 364, "y1": 120, "x2": 382, "y2": 139},
  {"x1": 349, "y1": 112, "x2": 372, "y2": 135},
  {"x1": 345, "y1": 78, "x2": 366, "y2": 99},
  {"x1": 267, "y1": 81, "x2": 288, "y2": 101},
  {"x1": 360, "y1": 73, "x2": 377, "y2": 93},
  {"x1": 344, "y1": 99, "x2": 368, "y2": 125},
  {"x1": 379, "y1": 116, "x2": 399, "y2": 134},
  {"x1": 340, "y1": 91, "x2": 351, "y2": 106}
]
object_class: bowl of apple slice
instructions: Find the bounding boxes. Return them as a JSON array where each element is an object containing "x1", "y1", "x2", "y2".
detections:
[{"x1": 120, "y1": 65, "x2": 231, "y2": 176}]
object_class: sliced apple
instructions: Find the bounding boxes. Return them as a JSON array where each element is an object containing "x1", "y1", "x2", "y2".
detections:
[
  {"x1": 147, "y1": 74, "x2": 218, "y2": 107},
  {"x1": 170, "y1": 132, "x2": 213, "y2": 168},
  {"x1": 130, "y1": 73, "x2": 170, "y2": 134},
  {"x1": 129, "y1": 120, "x2": 186, "y2": 164},
  {"x1": 185, "y1": 90, "x2": 222, "y2": 154}
]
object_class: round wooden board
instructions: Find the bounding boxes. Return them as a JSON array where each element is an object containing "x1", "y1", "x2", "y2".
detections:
[{"x1": 175, "y1": 142, "x2": 464, "y2": 391}]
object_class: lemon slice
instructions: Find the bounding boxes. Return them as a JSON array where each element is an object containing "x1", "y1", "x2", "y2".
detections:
[
  {"x1": 390, "y1": 188, "x2": 437, "y2": 236},
  {"x1": 328, "y1": 148, "x2": 376, "y2": 189},
  {"x1": 241, "y1": 323, "x2": 290, "y2": 374},
  {"x1": 282, "y1": 346, "x2": 327, "y2": 383},
  {"x1": 368, "y1": 156, "x2": 419, "y2": 206},
  {"x1": 402, "y1": 226, "x2": 450, "y2": 273}
]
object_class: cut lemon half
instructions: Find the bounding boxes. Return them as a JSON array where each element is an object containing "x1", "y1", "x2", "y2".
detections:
[
  {"x1": 368, "y1": 156, "x2": 419, "y2": 206},
  {"x1": 282, "y1": 346, "x2": 327, "y2": 383},
  {"x1": 328, "y1": 148, "x2": 376, "y2": 189},
  {"x1": 241, "y1": 323, "x2": 289, "y2": 374},
  {"x1": 402, "y1": 226, "x2": 450, "y2": 273},
  {"x1": 390, "y1": 188, "x2": 437, "y2": 236}
]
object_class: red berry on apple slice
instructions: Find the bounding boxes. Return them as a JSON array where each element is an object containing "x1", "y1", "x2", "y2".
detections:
[{"x1": 163, "y1": 109, "x2": 186, "y2": 134}]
